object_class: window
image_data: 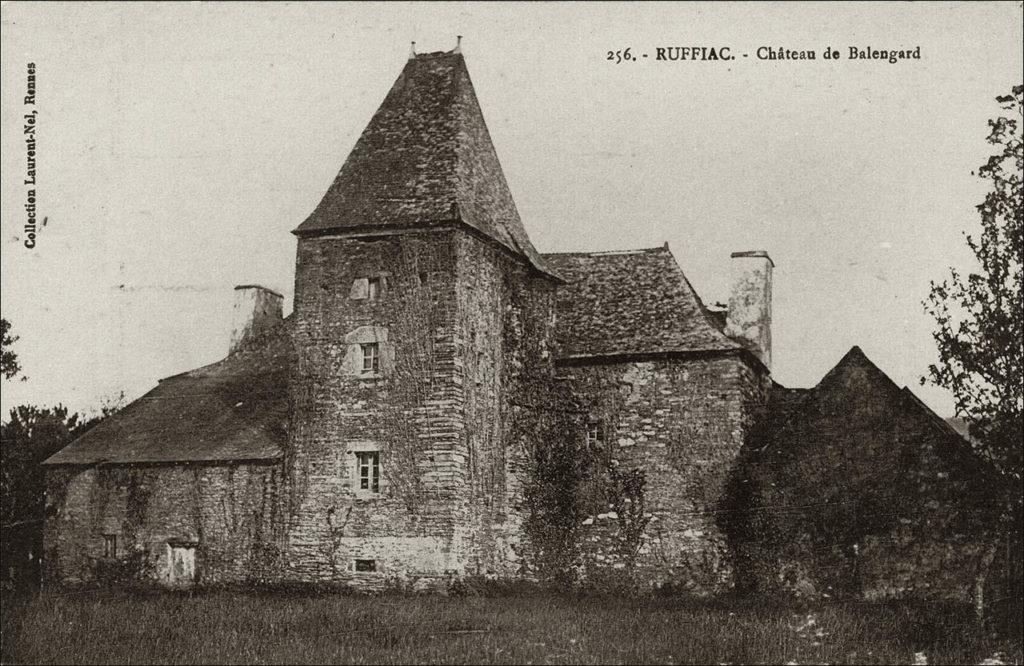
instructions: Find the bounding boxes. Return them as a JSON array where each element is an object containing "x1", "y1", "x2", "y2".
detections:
[
  {"x1": 356, "y1": 451, "x2": 380, "y2": 493},
  {"x1": 361, "y1": 343, "x2": 380, "y2": 374},
  {"x1": 418, "y1": 271, "x2": 429, "y2": 285},
  {"x1": 586, "y1": 421, "x2": 605, "y2": 451},
  {"x1": 354, "y1": 558, "x2": 377, "y2": 572},
  {"x1": 349, "y1": 277, "x2": 385, "y2": 300},
  {"x1": 367, "y1": 277, "x2": 383, "y2": 301},
  {"x1": 103, "y1": 534, "x2": 117, "y2": 558}
]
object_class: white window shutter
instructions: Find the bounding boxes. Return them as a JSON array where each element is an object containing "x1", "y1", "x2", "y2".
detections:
[{"x1": 349, "y1": 278, "x2": 369, "y2": 300}]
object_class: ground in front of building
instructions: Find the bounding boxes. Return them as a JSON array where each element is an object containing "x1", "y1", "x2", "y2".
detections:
[{"x1": 2, "y1": 588, "x2": 1021, "y2": 665}]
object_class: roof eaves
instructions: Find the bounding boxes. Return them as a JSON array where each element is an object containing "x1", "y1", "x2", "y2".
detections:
[
  {"x1": 43, "y1": 453, "x2": 283, "y2": 467},
  {"x1": 555, "y1": 347, "x2": 755, "y2": 366},
  {"x1": 296, "y1": 218, "x2": 564, "y2": 282}
]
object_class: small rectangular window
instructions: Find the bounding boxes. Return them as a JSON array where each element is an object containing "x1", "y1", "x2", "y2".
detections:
[
  {"x1": 361, "y1": 343, "x2": 380, "y2": 374},
  {"x1": 349, "y1": 278, "x2": 369, "y2": 300},
  {"x1": 354, "y1": 558, "x2": 377, "y2": 572},
  {"x1": 367, "y1": 277, "x2": 383, "y2": 301},
  {"x1": 103, "y1": 534, "x2": 117, "y2": 558},
  {"x1": 356, "y1": 451, "x2": 381, "y2": 493},
  {"x1": 586, "y1": 421, "x2": 605, "y2": 450}
]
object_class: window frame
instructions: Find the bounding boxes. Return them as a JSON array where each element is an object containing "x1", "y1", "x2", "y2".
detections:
[
  {"x1": 360, "y1": 342, "x2": 380, "y2": 375},
  {"x1": 102, "y1": 534, "x2": 117, "y2": 559},
  {"x1": 586, "y1": 420, "x2": 605, "y2": 451},
  {"x1": 366, "y1": 276, "x2": 383, "y2": 301},
  {"x1": 355, "y1": 450, "x2": 381, "y2": 494}
]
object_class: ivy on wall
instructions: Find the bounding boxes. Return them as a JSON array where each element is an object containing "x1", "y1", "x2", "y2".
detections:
[{"x1": 604, "y1": 464, "x2": 651, "y2": 566}]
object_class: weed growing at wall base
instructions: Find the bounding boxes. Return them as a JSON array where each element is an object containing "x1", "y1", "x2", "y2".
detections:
[{"x1": 2, "y1": 590, "x2": 1020, "y2": 664}]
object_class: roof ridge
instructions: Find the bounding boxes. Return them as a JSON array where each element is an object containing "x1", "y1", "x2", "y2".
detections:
[
  {"x1": 414, "y1": 50, "x2": 458, "y2": 58},
  {"x1": 541, "y1": 246, "x2": 668, "y2": 257},
  {"x1": 451, "y1": 55, "x2": 521, "y2": 258}
]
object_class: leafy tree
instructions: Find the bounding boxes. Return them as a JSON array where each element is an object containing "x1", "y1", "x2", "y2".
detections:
[
  {"x1": 0, "y1": 395, "x2": 124, "y2": 528},
  {"x1": 1, "y1": 318, "x2": 21, "y2": 381},
  {"x1": 923, "y1": 84, "x2": 1023, "y2": 488},
  {"x1": 0, "y1": 314, "x2": 124, "y2": 585},
  {"x1": 0, "y1": 405, "x2": 82, "y2": 587},
  {"x1": 0, "y1": 405, "x2": 81, "y2": 527},
  {"x1": 923, "y1": 86, "x2": 1022, "y2": 622}
]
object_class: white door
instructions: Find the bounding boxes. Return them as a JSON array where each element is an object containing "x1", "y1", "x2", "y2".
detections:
[{"x1": 167, "y1": 545, "x2": 196, "y2": 587}]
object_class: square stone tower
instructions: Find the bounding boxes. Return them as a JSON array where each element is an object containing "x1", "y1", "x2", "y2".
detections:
[{"x1": 284, "y1": 49, "x2": 560, "y2": 587}]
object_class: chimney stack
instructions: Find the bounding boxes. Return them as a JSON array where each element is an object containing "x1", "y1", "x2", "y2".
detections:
[
  {"x1": 230, "y1": 285, "x2": 283, "y2": 354},
  {"x1": 724, "y1": 251, "x2": 773, "y2": 371}
]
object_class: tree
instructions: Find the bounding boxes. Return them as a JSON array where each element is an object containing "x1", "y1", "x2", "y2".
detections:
[
  {"x1": 0, "y1": 316, "x2": 124, "y2": 586},
  {"x1": 923, "y1": 85, "x2": 1023, "y2": 494},
  {"x1": 1, "y1": 318, "x2": 21, "y2": 381},
  {"x1": 924, "y1": 89, "x2": 1022, "y2": 623},
  {"x1": 0, "y1": 405, "x2": 83, "y2": 587},
  {"x1": 0, "y1": 405, "x2": 81, "y2": 526}
]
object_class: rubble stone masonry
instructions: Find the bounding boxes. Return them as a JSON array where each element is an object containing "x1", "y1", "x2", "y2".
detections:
[
  {"x1": 43, "y1": 462, "x2": 282, "y2": 586},
  {"x1": 562, "y1": 353, "x2": 769, "y2": 593},
  {"x1": 284, "y1": 227, "x2": 556, "y2": 588},
  {"x1": 731, "y1": 349, "x2": 1000, "y2": 602}
]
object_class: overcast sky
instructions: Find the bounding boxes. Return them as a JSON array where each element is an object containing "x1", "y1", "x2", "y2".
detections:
[{"x1": 2, "y1": 2, "x2": 1022, "y2": 418}]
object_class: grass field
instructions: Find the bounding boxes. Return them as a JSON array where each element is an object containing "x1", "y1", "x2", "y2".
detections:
[{"x1": 1, "y1": 588, "x2": 1020, "y2": 665}]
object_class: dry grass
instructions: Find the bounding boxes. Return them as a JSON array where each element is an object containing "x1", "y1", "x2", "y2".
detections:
[{"x1": 1, "y1": 588, "x2": 1020, "y2": 665}]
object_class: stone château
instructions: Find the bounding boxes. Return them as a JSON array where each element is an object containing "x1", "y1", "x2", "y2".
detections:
[{"x1": 42, "y1": 46, "x2": 999, "y2": 601}]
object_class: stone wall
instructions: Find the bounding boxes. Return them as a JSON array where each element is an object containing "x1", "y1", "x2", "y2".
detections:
[
  {"x1": 559, "y1": 353, "x2": 768, "y2": 593},
  {"x1": 285, "y1": 227, "x2": 556, "y2": 588},
  {"x1": 731, "y1": 353, "x2": 1001, "y2": 602},
  {"x1": 453, "y1": 232, "x2": 559, "y2": 577},
  {"x1": 43, "y1": 462, "x2": 282, "y2": 587}
]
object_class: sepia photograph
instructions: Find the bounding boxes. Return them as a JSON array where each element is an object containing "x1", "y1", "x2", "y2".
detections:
[{"x1": 1, "y1": 2, "x2": 1022, "y2": 664}]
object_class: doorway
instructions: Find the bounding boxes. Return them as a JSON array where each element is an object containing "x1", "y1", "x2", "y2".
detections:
[{"x1": 166, "y1": 542, "x2": 196, "y2": 587}]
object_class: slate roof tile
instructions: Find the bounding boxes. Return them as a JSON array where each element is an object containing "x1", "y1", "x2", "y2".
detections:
[
  {"x1": 43, "y1": 320, "x2": 293, "y2": 465},
  {"x1": 542, "y1": 246, "x2": 741, "y2": 358},
  {"x1": 295, "y1": 51, "x2": 553, "y2": 277}
]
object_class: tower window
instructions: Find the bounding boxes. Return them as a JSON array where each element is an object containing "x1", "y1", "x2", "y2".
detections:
[
  {"x1": 356, "y1": 451, "x2": 381, "y2": 493},
  {"x1": 354, "y1": 558, "x2": 377, "y2": 572},
  {"x1": 586, "y1": 421, "x2": 605, "y2": 450},
  {"x1": 361, "y1": 343, "x2": 380, "y2": 374},
  {"x1": 102, "y1": 534, "x2": 117, "y2": 558},
  {"x1": 367, "y1": 277, "x2": 383, "y2": 300}
]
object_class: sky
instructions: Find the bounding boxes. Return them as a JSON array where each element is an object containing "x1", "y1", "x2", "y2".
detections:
[{"x1": 1, "y1": 2, "x2": 1022, "y2": 418}]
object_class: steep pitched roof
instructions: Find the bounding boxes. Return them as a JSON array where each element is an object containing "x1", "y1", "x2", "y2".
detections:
[
  {"x1": 899, "y1": 387, "x2": 976, "y2": 445},
  {"x1": 543, "y1": 246, "x2": 742, "y2": 359},
  {"x1": 764, "y1": 346, "x2": 982, "y2": 456},
  {"x1": 295, "y1": 50, "x2": 553, "y2": 277},
  {"x1": 815, "y1": 346, "x2": 905, "y2": 402},
  {"x1": 43, "y1": 321, "x2": 292, "y2": 466}
]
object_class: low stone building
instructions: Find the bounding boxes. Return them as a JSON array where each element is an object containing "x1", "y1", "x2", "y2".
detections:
[
  {"x1": 726, "y1": 347, "x2": 1001, "y2": 602},
  {"x1": 41, "y1": 46, "x2": 1000, "y2": 598},
  {"x1": 43, "y1": 311, "x2": 290, "y2": 586}
]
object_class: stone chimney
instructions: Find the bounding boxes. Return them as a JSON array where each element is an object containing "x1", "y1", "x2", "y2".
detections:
[
  {"x1": 724, "y1": 251, "x2": 773, "y2": 370},
  {"x1": 230, "y1": 285, "x2": 283, "y2": 354}
]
